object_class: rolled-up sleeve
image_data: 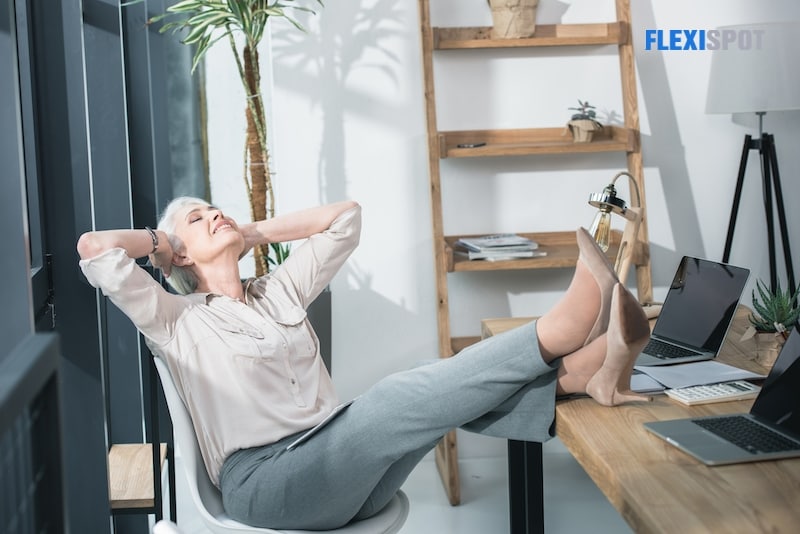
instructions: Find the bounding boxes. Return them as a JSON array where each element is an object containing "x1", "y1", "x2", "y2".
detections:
[
  {"x1": 272, "y1": 204, "x2": 362, "y2": 308},
  {"x1": 79, "y1": 248, "x2": 186, "y2": 345}
]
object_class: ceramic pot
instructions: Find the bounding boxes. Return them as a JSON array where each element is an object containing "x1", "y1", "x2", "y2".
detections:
[
  {"x1": 567, "y1": 119, "x2": 601, "y2": 143},
  {"x1": 488, "y1": 0, "x2": 539, "y2": 39},
  {"x1": 753, "y1": 331, "x2": 785, "y2": 369}
]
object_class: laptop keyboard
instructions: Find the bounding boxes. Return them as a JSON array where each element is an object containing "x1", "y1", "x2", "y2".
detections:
[
  {"x1": 693, "y1": 416, "x2": 800, "y2": 454},
  {"x1": 644, "y1": 338, "x2": 702, "y2": 360}
]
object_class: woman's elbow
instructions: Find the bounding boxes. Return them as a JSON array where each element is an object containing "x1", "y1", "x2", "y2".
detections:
[{"x1": 77, "y1": 232, "x2": 105, "y2": 260}]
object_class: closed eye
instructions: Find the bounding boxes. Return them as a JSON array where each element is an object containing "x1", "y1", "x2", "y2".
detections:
[{"x1": 185, "y1": 205, "x2": 215, "y2": 224}]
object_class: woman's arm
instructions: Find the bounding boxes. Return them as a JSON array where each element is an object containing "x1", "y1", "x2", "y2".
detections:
[
  {"x1": 239, "y1": 200, "x2": 359, "y2": 251},
  {"x1": 77, "y1": 228, "x2": 175, "y2": 274},
  {"x1": 78, "y1": 229, "x2": 186, "y2": 345}
]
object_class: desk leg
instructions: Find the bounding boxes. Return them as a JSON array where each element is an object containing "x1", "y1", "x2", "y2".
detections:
[{"x1": 508, "y1": 440, "x2": 544, "y2": 534}]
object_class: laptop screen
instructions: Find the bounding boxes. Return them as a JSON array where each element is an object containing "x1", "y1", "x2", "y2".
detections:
[
  {"x1": 653, "y1": 257, "x2": 750, "y2": 352},
  {"x1": 751, "y1": 324, "x2": 800, "y2": 436}
]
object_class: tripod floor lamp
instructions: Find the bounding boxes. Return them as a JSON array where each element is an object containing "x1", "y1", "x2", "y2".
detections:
[{"x1": 706, "y1": 22, "x2": 799, "y2": 296}]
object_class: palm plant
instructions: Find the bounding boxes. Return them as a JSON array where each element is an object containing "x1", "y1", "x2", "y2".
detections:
[{"x1": 153, "y1": 0, "x2": 322, "y2": 275}]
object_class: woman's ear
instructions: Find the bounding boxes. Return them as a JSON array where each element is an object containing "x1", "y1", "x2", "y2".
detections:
[{"x1": 172, "y1": 252, "x2": 194, "y2": 267}]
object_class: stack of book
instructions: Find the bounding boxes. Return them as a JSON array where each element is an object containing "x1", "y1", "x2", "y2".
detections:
[{"x1": 454, "y1": 233, "x2": 546, "y2": 261}]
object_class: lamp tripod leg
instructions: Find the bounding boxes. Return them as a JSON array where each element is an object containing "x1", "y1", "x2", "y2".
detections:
[
  {"x1": 723, "y1": 135, "x2": 752, "y2": 264},
  {"x1": 764, "y1": 134, "x2": 797, "y2": 296},
  {"x1": 760, "y1": 134, "x2": 778, "y2": 292}
]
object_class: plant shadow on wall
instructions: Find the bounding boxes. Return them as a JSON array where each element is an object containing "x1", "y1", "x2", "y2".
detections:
[
  {"x1": 270, "y1": 0, "x2": 404, "y2": 205},
  {"x1": 271, "y1": 0, "x2": 435, "y2": 387}
]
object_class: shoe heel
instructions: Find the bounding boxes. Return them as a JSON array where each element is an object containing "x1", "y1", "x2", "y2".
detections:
[{"x1": 586, "y1": 283, "x2": 651, "y2": 406}]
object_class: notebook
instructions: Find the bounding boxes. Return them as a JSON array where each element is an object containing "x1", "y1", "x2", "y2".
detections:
[
  {"x1": 643, "y1": 324, "x2": 800, "y2": 465},
  {"x1": 635, "y1": 256, "x2": 750, "y2": 366}
]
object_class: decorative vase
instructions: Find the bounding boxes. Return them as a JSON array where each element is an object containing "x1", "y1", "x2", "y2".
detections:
[
  {"x1": 753, "y1": 331, "x2": 785, "y2": 369},
  {"x1": 567, "y1": 119, "x2": 601, "y2": 143},
  {"x1": 488, "y1": 0, "x2": 539, "y2": 39}
]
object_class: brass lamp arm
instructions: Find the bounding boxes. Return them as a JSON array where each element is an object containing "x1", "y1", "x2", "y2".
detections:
[{"x1": 609, "y1": 171, "x2": 642, "y2": 210}]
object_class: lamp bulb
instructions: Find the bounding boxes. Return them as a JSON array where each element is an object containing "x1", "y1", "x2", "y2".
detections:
[{"x1": 590, "y1": 210, "x2": 612, "y2": 252}]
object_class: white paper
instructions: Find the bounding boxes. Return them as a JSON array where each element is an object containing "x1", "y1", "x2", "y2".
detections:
[
  {"x1": 633, "y1": 361, "x2": 766, "y2": 390},
  {"x1": 631, "y1": 370, "x2": 666, "y2": 393}
]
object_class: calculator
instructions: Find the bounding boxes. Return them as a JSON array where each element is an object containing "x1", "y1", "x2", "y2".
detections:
[{"x1": 664, "y1": 380, "x2": 761, "y2": 406}]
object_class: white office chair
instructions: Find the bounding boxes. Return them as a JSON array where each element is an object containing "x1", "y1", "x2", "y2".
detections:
[{"x1": 152, "y1": 357, "x2": 409, "y2": 534}]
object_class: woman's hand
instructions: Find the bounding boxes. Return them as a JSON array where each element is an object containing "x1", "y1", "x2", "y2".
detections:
[{"x1": 148, "y1": 230, "x2": 174, "y2": 276}]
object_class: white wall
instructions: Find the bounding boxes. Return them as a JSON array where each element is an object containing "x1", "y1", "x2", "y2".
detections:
[{"x1": 205, "y1": 0, "x2": 800, "y2": 459}]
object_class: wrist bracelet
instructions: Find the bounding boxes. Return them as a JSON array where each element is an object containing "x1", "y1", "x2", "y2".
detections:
[{"x1": 144, "y1": 226, "x2": 159, "y2": 255}]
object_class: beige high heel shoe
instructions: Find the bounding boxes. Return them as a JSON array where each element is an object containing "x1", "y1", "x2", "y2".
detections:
[
  {"x1": 576, "y1": 227, "x2": 619, "y2": 346},
  {"x1": 585, "y1": 283, "x2": 652, "y2": 406}
]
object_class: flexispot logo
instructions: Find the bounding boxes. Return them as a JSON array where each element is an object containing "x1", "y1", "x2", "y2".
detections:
[{"x1": 644, "y1": 28, "x2": 764, "y2": 51}]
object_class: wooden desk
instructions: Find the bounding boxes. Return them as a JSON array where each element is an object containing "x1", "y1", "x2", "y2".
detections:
[{"x1": 482, "y1": 306, "x2": 800, "y2": 533}]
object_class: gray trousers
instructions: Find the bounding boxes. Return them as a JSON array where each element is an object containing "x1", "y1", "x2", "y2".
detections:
[{"x1": 220, "y1": 320, "x2": 558, "y2": 530}]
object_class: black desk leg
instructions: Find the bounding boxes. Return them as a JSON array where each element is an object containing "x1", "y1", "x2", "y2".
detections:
[{"x1": 508, "y1": 440, "x2": 544, "y2": 534}]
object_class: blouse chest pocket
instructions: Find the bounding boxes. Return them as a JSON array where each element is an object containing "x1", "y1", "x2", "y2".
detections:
[
  {"x1": 213, "y1": 317, "x2": 269, "y2": 358},
  {"x1": 273, "y1": 306, "x2": 318, "y2": 359}
]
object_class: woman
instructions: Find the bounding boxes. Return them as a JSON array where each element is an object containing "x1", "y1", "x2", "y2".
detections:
[{"x1": 77, "y1": 198, "x2": 650, "y2": 530}]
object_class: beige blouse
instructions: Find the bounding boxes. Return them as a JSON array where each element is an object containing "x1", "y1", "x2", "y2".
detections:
[{"x1": 80, "y1": 206, "x2": 361, "y2": 487}]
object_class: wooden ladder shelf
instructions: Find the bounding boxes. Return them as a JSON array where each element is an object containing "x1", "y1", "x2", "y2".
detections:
[{"x1": 417, "y1": 0, "x2": 653, "y2": 505}]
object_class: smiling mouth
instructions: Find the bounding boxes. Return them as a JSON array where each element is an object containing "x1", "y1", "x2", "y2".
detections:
[{"x1": 213, "y1": 223, "x2": 233, "y2": 234}]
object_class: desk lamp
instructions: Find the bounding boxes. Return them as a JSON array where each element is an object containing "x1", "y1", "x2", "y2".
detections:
[
  {"x1": 588, "y1": 171, "x2": 642, "y2": 282},
  {"x1": 705, "y1": 22, "x2": 799, "y2": 295}
]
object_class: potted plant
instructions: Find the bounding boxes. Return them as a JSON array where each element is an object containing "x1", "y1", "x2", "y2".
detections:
[
  {"x1": 153, "y1": 0, "x2": 322, "y2": 276},
  {"x1": 744, "y1": 280, "x2": 800, "y2": 367},
  {"x1": 487, "y1": 0, "x2": 539, "y2": 39},
  {"x1": 566, "y1": 99, "x2": 603, "y2": 143}
]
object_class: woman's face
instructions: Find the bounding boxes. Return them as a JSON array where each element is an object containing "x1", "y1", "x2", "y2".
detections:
[{"x1": 172, "y1": 203, "x2": 245, "y2": 264}]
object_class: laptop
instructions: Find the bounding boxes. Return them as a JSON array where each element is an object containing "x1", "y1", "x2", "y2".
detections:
[
  {"x1": 643, "y1": 324, "x2": 800, "y2": 465},
  {"x1": 635, "y1": 256, "x2": 750, "y2": 366}
]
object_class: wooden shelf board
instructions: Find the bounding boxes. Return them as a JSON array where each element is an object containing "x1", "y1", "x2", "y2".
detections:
[
  {"x1": 109, "y1": 443, "x2": 168, "y2": 509},
  {"x1": 451, "y1": 336, "x2": 481, "y2": 354},
  {"x1": 434, "y1": 22, "x2": 627, "y2": 49},
  {"x1": 444, "y1": 230, "x2": 621, "y2": 273},
  {"x1": 438, "y1": 127, "x2": 636, "y2": 158}
]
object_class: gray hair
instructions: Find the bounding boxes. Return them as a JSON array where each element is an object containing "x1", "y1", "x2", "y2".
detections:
[{"x1": 157, "y1": 196, "x2": 211, "y2": 295}]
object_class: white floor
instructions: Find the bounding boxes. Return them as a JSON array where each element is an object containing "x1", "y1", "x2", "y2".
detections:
[{"x1": 164, "y1": 437, "x2": 632, "y2": 534}]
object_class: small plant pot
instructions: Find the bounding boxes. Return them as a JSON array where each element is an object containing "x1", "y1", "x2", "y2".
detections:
[
  {"x1": 753, "y1": 332, "x2": 785, "y2": 369},
  {"x1": 488, "y1": 0, "x2": 539, "y2": 39},
  {"x1": 567, "y1": 119, "x2": 601, "y2": 143}
]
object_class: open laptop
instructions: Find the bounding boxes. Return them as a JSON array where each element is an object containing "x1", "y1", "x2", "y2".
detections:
[
  {"x1": 635, "y1": 256, "x2": 750, "y2": 366},
  {"x1": 643, "y1": 324, "x2": 800, "y2": 465}
]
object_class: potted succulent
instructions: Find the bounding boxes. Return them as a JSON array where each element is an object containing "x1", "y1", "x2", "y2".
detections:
[
  {"x1": 743, "y1": 280, "x2": 800, "y2": 367},
  {"x1": 487, "y1": 0, "x2": 539, "y2": 39},
  {"x1": 567, "y1": 100, "x2": 603, "y2": 143}
]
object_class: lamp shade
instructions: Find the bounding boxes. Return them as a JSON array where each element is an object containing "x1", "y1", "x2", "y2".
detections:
[{"x1": 706, "y1": 22, "x2": 800, "y2": 114}]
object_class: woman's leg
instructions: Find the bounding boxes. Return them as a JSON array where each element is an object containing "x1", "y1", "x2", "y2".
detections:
[
  {"x1": 222, "y1": 320, "x2": 558, "y2": 529},
  {"x1": 535, "y1": 228, "x2": 619, "y2": 359}
]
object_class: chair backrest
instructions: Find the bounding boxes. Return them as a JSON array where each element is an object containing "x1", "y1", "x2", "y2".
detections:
[
  {"x1": 153, "y1": 357, "x2": 408, "y2": 534},
  {"x1": 153, "y1": 357, "x2": 259, "y2": 530}
]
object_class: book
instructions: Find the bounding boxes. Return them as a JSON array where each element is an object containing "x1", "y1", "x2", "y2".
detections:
[
  {"x1": 455, "y1": 249, "x2": 547, "y2": 261},
  {"x1": 456, "y1": 233, "x2": 538, "y2": 253}
]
